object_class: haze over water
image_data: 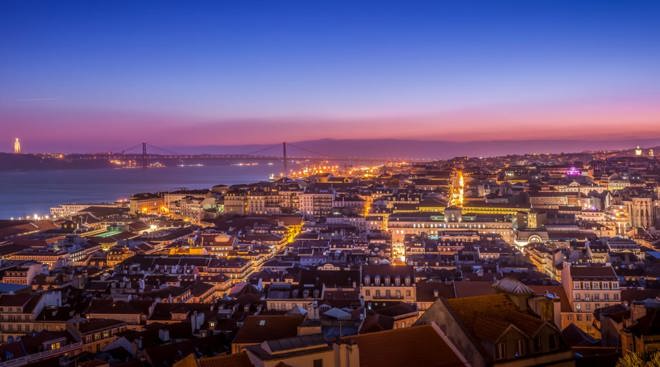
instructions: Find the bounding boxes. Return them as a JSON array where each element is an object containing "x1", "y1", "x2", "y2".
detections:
[{"x1": 0, "y1": 165, "x2": 277, "y2": 219}]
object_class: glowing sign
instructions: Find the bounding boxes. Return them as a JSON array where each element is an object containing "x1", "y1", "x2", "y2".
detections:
[{"x1": 566, "y1": 167, "x2": 581, "y2": 176}]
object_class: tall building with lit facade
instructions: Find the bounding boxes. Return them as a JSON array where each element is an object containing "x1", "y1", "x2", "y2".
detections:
[{"x1": 561, "y1": 263, "x2": 621, "y2": 338}]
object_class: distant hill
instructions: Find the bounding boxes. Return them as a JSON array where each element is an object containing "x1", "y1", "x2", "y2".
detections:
[
  {"x1": 172, "y1": 138, "x2": 660, "y2": 160},
  {"x1": 3, "y1": 138, "x2": 658, "y2": 171}
]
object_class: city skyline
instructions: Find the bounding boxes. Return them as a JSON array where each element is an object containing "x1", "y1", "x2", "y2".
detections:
[
  {"x1": 1, "y1": 2, "x2": 660, "y2": 365},
  {"x1": 3, "y1": 0, "x2": 660, "y2": 152}
]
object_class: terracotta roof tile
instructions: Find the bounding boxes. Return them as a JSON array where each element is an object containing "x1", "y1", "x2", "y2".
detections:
[
  {"x1": 198, "y1": 352, "x2": 253, "y2": 367},
  {"x1": 343, "y1": 325, "x2": 467, "y2": 367},
  {"x1": 233, "y1": 315, "x2": 304, "y2": 345}
]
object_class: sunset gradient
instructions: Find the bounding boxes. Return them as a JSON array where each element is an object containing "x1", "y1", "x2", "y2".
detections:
[{"x1": 2, "y1": 0, "x2": 660, "y2": 152}]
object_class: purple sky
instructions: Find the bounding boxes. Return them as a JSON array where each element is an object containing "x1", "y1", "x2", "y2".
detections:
[{"x1": 2, "y1": 0, "x2": 660, "y2": 153}]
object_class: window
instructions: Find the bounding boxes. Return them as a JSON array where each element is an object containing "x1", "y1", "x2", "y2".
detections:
[
  {"x1": 548, "y1": 334, "x2": 557, "y2": 350},
  {"x1": 406, "y1": 290, "x2": 411, "y2": 297},
  {"x1": 496, "y1": 343, "x2": 506, "y2": 360},
  {"x1": 313, "y1": 359, "x2": 323, "y2": 367},
  {"x1": 365, "y1": 290, "x2": 371, "y2": 297},
  {"x1": 573, "y1": 282, "x2": 581, "y2": 290},
  {"x1": 516, "y1": 339, "x2": 525, "y2": 356}
]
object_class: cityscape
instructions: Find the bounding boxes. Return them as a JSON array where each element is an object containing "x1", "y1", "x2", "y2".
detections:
[{"x1": 2, "y1": 1, "x2": 660, "y2": 367}]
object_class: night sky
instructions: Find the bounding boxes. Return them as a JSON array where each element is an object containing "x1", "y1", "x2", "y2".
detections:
[{"x1": 2, "y1": 0, "x2": 660, "y2": 152}]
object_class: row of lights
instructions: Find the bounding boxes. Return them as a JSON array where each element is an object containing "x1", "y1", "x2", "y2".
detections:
[{"x1": 9, "y1": 214, "x2": 52, "y2": 221}]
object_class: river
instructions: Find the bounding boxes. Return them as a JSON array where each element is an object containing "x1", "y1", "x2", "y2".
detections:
[{"x1": 0, "y1": 164, "x2": 281, "y2": 219}]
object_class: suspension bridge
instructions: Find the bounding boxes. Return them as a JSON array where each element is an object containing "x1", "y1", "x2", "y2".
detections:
[{"x1": 109, "y1": 142, "x2": 390, "y2": 169}]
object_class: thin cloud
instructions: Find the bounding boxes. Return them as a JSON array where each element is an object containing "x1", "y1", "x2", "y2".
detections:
[{"x1": 14, "y1": 97, "x2": 58, "y2": 103}]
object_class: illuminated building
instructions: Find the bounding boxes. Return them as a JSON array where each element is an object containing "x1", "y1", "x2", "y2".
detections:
[
  {"x1": 388, "y1": 210, "x2": 515, "y2": 243},
  {"x1": 391, "y1": 242, "x2": 406, "y2": 263},
  {"x1": 49, "y1": 203, "x2": 119, "y2": 218},
  {"x1": 623, "y1": 196, "x2": 655, "y2": 229},
  {"x1": 0, "y1": 292, "x2": 64, "y2": 343},
  {"x1": 299, "y1": 189, "x2": 335, "y2": 217},
  {"x1": 462, "y1": 201, "x2": 530, "y2": 216},
  {"x1": 13, "y1": 138, "x2": 21, "y2": 154},
  {"x1": 106, "y1": 246, "x2": 136, "y2": 267},
  {"x1": 607, "y1": 176, "x2": 632, "y2": 191},
  {"x1": 561, "y1": 263, "x2": 621, "y2": 338},
  {"x1": 417, "y1": 196, "x2": 447, "y2": 212},
  {"x1": 449, "y1": 169, "x2": 464, "y2": 207},
  {"x1": 529, "y1": 192, "x2": 577, "y2": 209},
  {"x1": 525, "y1": 243, "x2": 563, "y2": 280},
  {"x1": 223, "y1": 187, "x2": 283, "y2": 215},
  {"x1": 360, "y1": 264, "x2": 416, "y2": 303},
  {"x1": 634, "y1": 145, "x2": 643, "y2": 156},
  {"x1": 129, "y1": 193, "x2": 164, "y2": 215}
]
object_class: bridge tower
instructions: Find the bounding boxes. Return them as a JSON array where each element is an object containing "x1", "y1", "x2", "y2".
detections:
[
  {"x1": 282, "y1": 142, "x2": 288, "y2": 177},
  {"x1": 142, "y1": 142, "x2": 148, "y2": 168}
]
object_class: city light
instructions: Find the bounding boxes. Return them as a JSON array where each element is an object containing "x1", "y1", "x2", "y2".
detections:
[{"x1": 1, "y1": 3, "x2": 658, "y2": 366}]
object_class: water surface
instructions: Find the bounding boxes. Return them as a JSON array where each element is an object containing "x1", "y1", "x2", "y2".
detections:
[{"x1": 0, "y1": 165, "x2": 278, "y2": 219}]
